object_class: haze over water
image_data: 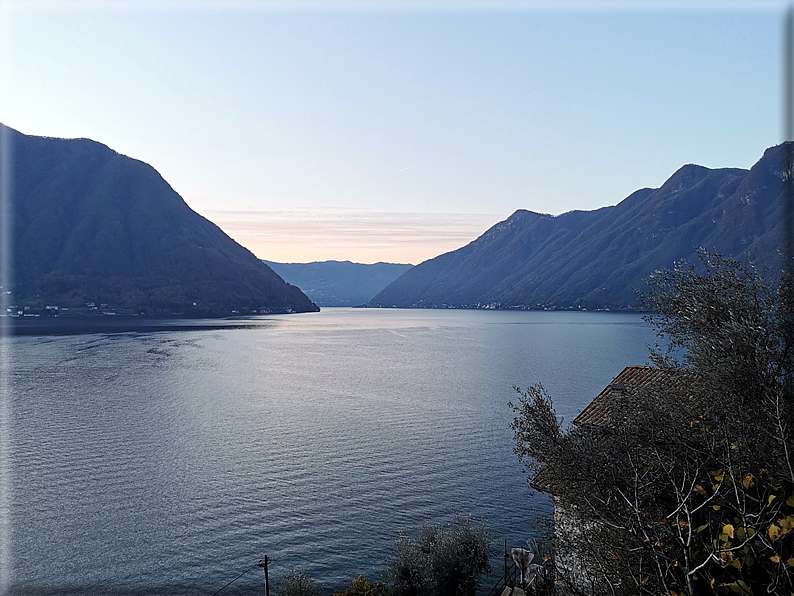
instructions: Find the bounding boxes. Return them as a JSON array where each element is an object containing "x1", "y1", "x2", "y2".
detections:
[{"x1": 8, "y1": 308, "x2": 656, "y2": 595}]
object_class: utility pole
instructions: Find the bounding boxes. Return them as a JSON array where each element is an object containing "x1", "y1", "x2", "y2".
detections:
[
  {"x1": 257, "y1": 555, "x2": 270, "y2": 596},
  {"x1": 504, "y1": 541, "x2": 508, "y2": 587}
]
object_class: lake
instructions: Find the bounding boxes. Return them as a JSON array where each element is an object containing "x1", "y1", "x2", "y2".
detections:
[{"x1": 5, "y1": 308, "x2": 657, "y2": 595}]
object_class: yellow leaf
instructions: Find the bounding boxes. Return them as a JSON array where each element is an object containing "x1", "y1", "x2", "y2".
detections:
[
  {"x1": 779, "y1": 515, "x2": 794, "y2": 529},
  {"x1": 770, "y1": 555, "x2": 781, "y2": 563},
  {"x1": 787, "y1": 496, "x2": 794, "y2": 507},
  {"x1": 769, "y1": 494, "x2": 778, "y2": 506},
  {"x1": 694, "y1": 485, "x2": 707, "y2": 496},
  {"x1": 713, "y1": 505, "x2": 721, "y2": 511},
  {"x1": 769, "y1": 523, "x2": 782, "y2": 542},
  {"x1": 724, "y1": 524, "x2": 735, "y2": 539},
  {"x1": 724, "y1": 581, "x2": 750, "y2": 594},
  {"x1": 696, "y1": 524, "x2": 710, "y2": 533},
  {"x1": 731, "y1": 559, "x2": 742, "y2": 569},
  {"x1": 787, "y1": 558, "x2": 794, "y2": 566},
  {"x1": 711, "y1": 469, "x2": 724, "y2": 481},
  {"x1": 641, "y1": 575, "x2": 649, "y2": 584},
  {"x1": 743, "y1": 473, "x2": 755, "y2": 489}
]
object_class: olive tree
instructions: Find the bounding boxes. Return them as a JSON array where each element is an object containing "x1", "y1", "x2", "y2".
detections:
[
  {"x1": 383, "y1": 514, "x2": 492, "y2": 596},
  {"x1": 333, "y1": 575, "x2": 389, "y2": 596},
  {"x1": 511, "y1": 253, "x2": 794, "y2": 595},
  {"x1": 274, "y1": 569, "x2": 321, "y2": 596}
]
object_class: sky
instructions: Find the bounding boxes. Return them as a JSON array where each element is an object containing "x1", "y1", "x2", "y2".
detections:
[{"x1": 0, "y1": 0, "x2": 785, "y2": 264}]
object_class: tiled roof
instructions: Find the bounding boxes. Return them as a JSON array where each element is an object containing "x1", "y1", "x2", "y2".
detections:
[
  {"x1": 573, "y1": 365, "x2": 690, "y2": 428},
  {"x1": 531, "y1": 366, "x2": 690, "y2": 494},
  {"x1": 529, "y1": 466, "x2": 553, "y2": 493}
]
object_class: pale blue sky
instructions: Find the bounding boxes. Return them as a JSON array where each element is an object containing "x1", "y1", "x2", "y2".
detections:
[{"x1": 0, "y1": 1, "x2": 784, "y2": 263}]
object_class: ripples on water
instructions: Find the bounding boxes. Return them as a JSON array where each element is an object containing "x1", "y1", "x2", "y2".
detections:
[{"x1": 7, "y1": 308, "x2": 656, "y2": 595}]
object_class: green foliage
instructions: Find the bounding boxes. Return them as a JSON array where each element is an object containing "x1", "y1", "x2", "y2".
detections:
[
  {"x1": 274, "y1": 569, "x2": 321, "y2": 596},
  {"x1": 333, "y1": 575, "x2": 389, "y2": 596},
  {"x1": 512, "y1": 252, "x2": 794, "y2": 595},
  {"x1": 383, "y1": 514, "x2": 491, "y2": 596}
]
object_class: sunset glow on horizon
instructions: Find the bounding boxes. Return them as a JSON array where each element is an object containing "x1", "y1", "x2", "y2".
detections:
[
  {"x1": 206, "y1": 208, "x2": 500, "y2": 265},
  {"x1": 0, "y1": 2, "x2": 781, "y2": 264}
]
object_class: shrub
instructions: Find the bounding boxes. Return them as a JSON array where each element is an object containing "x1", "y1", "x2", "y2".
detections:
[
  {"x1": 384, "y1": 514, "x2": 491, "y2": 596},
  {"x1": 333, "y1": 574, "x2": 389, "y2": 596},
  {"x1": 274, "y1": 569, "x2": 321, "y2": 596}
]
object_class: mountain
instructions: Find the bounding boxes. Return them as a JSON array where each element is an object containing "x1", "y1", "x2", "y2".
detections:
[
  {"x1": 263, "y1": 260, "x2": 413, "y2": 306},
  {"x1": 370, "y1": 144, "x2": 788, "y2": 310},
  {"x1": 3, "y1": 124, "x2": 318, "y2": 315}
]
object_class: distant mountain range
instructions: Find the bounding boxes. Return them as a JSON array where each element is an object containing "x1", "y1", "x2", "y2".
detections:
[
  {"x1": 4, "y1": 124, "x2": 318, "y2": 315},
  {"x1": 370, "y1": 144, "x2": 788, "y2": 310},
  {"x1": 264, "y1": 260, "x2": 413, "y2": 306}
]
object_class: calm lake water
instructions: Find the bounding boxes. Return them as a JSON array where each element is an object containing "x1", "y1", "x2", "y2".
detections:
[{"x1": 6, "y1": 308, "x2": 656, "y2": 595}]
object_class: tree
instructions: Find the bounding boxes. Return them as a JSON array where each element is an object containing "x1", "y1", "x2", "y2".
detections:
[
  {"x1": 383, "y1": 514, "x2": 492, "y2": 596},
  {"x1": 274, "y1": 569, "x2": 321, "y2": 596},
  {"x1": 511, "y1": 252, "x2": 794, "y2": 595},
  {"x1": 333, "y1": 575, "x2": 389, "y2": 596}
]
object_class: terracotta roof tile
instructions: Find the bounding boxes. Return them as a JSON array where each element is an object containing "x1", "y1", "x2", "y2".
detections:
[
  {"x1": 573, "y1": 365, "x2": 690, "y2": 428},
  {"x1": 529, "y1": 466, "x2": 553, "y2": 492},
  {"x1": 531, "y1": 366, "x2": 691, "y2": 494}
]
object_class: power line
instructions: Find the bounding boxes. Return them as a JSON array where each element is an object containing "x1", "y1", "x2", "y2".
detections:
[{"x1": 210, "y1": 565, "x2": 257, "y2": 596}]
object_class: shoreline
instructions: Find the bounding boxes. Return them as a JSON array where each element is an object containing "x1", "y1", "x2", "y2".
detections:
[
  {"x1": 1, "y1": 307, "x2": 647, "y2": 338},
  {"x1": 0, "y1": 315, "x2": 279, "y2": 336}
]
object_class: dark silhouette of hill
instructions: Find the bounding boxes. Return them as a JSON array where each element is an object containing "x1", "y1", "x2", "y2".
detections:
[
  {"x1": 4, "y1": 124, "x2": 318, "y2": 315},
  {"x1": 263, "y1": 260, "x2": 413, "y2": 306},
  {"x1": 370, "y1": 144, "x2": 787, "y2": 310}
]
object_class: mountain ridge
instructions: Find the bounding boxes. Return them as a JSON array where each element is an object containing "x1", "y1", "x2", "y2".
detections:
[
  {"x1": 4, "y1": 124, "x2": 319, "y2": 315},
  {"x1": 369, "y1": 145, "x2": 784, "y2": 310},
  {"x1": 264, "y1": 260, "x2": 413, "y2": 306}
]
